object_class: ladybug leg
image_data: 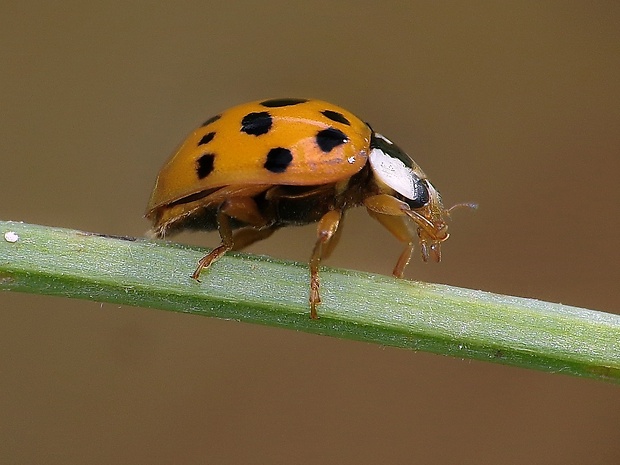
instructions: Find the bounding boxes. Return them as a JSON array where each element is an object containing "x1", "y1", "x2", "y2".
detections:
[
  {"x1": 363, "y1": 194, "x2": 417, "y2": 278},
  {"x1": 309, "y1": 209, "x2": 342, "y2": 319},
  {"x1": 321, "y1": 214, "x2": 344, "y2": 260},
  {"x1": 230, "y1": 226, "x2": 278, "y2": 251},
  {"x1": 221, "y1": 197, "x2": 274, "y2": 250},
  {"x1": 191, "y1": 197, "x2": 270, "y2": 280},
  {"x1": 191, "y1": 207, "x2": 234, "y2": 281},
  {"x1": 217, "y1": 196, "x2": 269, "y2": 228}
]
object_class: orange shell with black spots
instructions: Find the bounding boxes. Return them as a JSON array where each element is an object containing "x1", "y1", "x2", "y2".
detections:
[{"x1": 147, "y1": 98, "x2": 372, "y2": 214}]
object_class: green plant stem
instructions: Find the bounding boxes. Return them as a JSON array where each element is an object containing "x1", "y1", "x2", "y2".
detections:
[{"x1": 1, "y1": 220, "x2": 619, "y2": 382}]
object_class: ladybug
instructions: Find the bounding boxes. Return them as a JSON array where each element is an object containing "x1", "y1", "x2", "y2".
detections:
[{"x1": 146, "y1": 98, "x2": 452, "y2": 319}]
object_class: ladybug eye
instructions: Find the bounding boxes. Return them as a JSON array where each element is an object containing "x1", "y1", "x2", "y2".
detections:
[{"x1": 405, "y1": 179, "x2": 430, "y2": 209}]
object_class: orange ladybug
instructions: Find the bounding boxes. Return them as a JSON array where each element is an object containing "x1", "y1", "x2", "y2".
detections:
[{"x1": 146, "y1": 98, "x2": 451, "y2": 319}]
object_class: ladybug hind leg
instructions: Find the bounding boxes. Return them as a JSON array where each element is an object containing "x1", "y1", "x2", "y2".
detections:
[
  {"x1": 192, "y1": 197, "x2": 271, "y2": 281},
  {"x1": 229, "y1": 226, "x2": 278, "y2": 251}
]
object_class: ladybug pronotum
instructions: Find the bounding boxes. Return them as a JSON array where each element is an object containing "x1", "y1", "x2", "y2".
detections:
[{"x1": 146, "y1": 98, "x2": 452, "y2": 319}]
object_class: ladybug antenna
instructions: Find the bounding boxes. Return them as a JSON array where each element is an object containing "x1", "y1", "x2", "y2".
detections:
[{"x1": 447, "y1": 202, "x2": 478, "y2": 217}]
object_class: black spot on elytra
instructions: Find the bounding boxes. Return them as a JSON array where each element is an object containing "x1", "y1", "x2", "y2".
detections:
[
  {"x1": 241, "y1": 111, "x2": 272, "y2": 136},
  {"x1": 264, "y1": 147, "x2": 293, "y2": 173},
  {"x1": 201, "y1": 114, "x2": 221, "y2": 127},
  {"x1": 321, "y1": 110, "x2": 350, "y2": 125},
  {"x1": 196, "y1": 154, "x2": 215, "y2": 179},
  {"x1": 197, "y1": 132, "x2": 215, "y2": 146},
  {"x1": 316, "y1": 127, "x2": 348, "y2": 152},
  {"x1": 260, "y1": 98, "x2": 308, "y2": 107}
]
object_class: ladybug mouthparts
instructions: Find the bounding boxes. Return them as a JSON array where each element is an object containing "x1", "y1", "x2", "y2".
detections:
[
  {"x1": 418, "y1": 225, "x2": 449, "y2": 263},
  {"x1": 404, "y1": 208, "x2": 449, "y2": 262}
]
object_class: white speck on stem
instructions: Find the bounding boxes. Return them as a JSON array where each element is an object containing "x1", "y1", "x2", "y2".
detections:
[{"x1": 4, "y1": 231, "x2": 19, "y2": 243}]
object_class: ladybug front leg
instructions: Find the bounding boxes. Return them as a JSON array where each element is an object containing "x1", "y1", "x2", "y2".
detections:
[
  {"x1": 309, "y1": 209, "x2": 342, "y2": 319},
  {"x1": 363, "y1": 194, "x2": 417, "y2": 278},
  {"x1": 192, "y1": 197, "x2": 270, "y2": 280}
]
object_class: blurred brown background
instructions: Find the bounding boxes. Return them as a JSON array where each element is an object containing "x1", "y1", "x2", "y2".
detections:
[{"x1": 1, "y1": 2, "x2": 619, "y2": 464}]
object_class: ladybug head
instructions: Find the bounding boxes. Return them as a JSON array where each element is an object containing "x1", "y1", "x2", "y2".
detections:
[{"x1": 369, "y1": 132, "x2": 451, "y2": 262}]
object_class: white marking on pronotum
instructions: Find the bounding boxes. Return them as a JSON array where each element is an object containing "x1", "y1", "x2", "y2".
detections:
[
  {"x1": 347, "y1": 156, "x2": 356, "y2": 164},
  {"x1": 374, "y1": 132, "x2": 393, "y2": 145},
  {"x1": 4, "y1": 231, "x2": 19, "y2": 243},
  {"x1": 369, "y1": 148, "x2": 419, "y2": 200}
]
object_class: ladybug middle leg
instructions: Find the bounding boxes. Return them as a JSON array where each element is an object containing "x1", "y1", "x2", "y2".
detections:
[
  {"x1": 308, "y1": 209, "x2": 343, "y2": 319},
  {"x1": 192, "y1": 197, "x2": 271, "y2": 280}
]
